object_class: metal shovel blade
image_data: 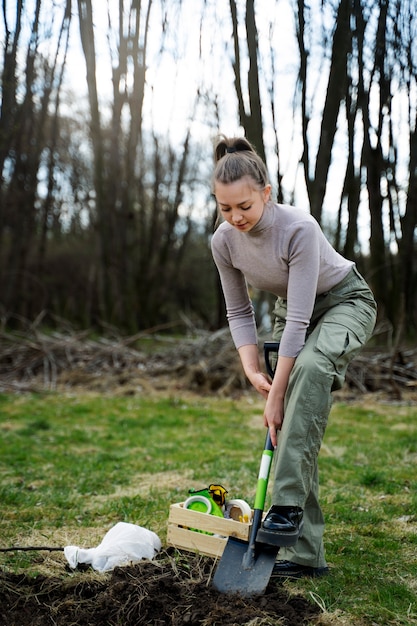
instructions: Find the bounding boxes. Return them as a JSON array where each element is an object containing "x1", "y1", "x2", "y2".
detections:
[{"x1": 212, "y1": 536, "x2": 279, "y2": 596}]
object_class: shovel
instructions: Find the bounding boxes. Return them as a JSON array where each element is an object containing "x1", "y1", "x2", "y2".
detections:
[
  {"x1": 212, "y1": 342, "x2": 281, "y2": 596},
  {"x1": 212, "y1": 430, "x2": 278, "y2": 595}
]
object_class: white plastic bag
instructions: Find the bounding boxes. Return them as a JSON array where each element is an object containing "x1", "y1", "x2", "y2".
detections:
[{"x1": 64, "y1": 522, "x2": 161, "y2": 573}]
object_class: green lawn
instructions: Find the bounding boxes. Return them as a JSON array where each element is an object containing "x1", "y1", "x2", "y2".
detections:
[{"x1": 0, "y1": 392, "x2": 416, "y2": 625}]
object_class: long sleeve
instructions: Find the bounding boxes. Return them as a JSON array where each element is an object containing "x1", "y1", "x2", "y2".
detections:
[
  {"x1": 211, "y1": 203, "x2": 353, "y2": 357},
  {"x1": 211, "y1": 238, "x2": 258, "y2": 348}
]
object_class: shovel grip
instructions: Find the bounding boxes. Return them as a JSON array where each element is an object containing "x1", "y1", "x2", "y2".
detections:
[{"x1": 264, "y1": 341, "x2": 279, "y2": 379}]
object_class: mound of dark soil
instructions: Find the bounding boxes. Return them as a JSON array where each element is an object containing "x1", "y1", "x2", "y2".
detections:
[{"x1": 0, "y1": 549, "x2": 321, "y2": 626}]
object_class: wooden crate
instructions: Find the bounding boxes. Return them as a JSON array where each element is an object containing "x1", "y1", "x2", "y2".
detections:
[{"x1": 166, "y1": 502, "x2": 252, "y2": 558}]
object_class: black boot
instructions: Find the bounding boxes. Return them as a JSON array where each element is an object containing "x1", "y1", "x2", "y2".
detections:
[
  {"x1": 256, "y1": 506, "x2": 304, "y2": 547},
  {"x1": 272, "y1": 560, "x2": 329, "y2": 579}
]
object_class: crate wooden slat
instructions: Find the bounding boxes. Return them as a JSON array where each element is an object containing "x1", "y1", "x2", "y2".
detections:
[{"x1": 166, "y1": 502, "x2": 252, "y2": 558}]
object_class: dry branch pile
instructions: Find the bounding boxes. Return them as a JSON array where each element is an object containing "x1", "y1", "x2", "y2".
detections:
[
  {"x1": 1, "y1": 323, "x2": 416, "y2": 399},
  {"x1": 0, "y1": 325, "x2": 245, "y2": 395},
  {"x1": 345, "y1": 348, "x2": 417, "y2": 396}
]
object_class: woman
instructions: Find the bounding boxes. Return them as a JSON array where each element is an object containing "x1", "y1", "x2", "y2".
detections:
[{"x1": 211, "y1": 135, "x2": 377, "y2": 578}]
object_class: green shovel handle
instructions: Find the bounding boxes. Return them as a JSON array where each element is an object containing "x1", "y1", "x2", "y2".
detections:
[
  {"x1": 249, "y1": 431, "x2": 274, "y2": 546},
  {"x1": 247, "y1": 343, "x2": 280, "y2": 544}
]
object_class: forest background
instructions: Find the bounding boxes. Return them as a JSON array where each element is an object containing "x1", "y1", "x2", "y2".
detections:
[{"x1": 1, "y1": 0, "x2": 416, "y2": 347}]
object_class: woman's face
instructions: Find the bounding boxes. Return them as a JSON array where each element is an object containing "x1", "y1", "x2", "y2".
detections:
[{"x1": 214, "y1": 177, "x2": 271, "y2": 233}]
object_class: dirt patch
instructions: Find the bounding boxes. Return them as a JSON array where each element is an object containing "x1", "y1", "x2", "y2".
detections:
[{"x1": 0, "y1": 549, "x2": 322, "y2": 626}]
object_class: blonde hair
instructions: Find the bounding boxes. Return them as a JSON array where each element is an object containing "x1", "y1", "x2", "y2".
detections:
[{"x1": 213, "y1": 135, "x2": 269, "y2": 190}]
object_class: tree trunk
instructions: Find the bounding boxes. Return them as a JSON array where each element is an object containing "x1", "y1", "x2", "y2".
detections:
[
  {"x1": 399, "y1": 116, "x2": 417, "y2": 333},
  {"x1": 3, "y1": 0, "x2": 44, "y2": 315},
  {"x1": 77, "y1": 0, "x2": 112, "y2": 322},
  {"x1": 356, "y1": 0, "x2": 388, "y2": 314},
  {"x1": 341, "y1": 85, "x2": 360, "y2": 260},
  {"x1": 229, "y1": 0, "x2": 266, "y2": 161},
  {"x1": 309, "y1": 0, "x2": 352, "y2": 223}
]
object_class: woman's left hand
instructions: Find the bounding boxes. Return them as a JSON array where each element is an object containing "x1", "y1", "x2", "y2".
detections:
[
  {"x1": 262, "y1": 355, "x2": 295, "y2": 447},
  {"x1": 263, "y1": 393, "x2": 284, "y2": 447}
]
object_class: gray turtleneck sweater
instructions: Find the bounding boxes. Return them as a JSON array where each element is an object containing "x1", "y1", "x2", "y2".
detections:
[{"x1": 211, "y1": 203, "x2": 353, "y2": 357}]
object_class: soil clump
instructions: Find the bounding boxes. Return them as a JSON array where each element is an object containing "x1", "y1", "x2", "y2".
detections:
[{"x1": 0, "y1": 549, "x2": 321, "y2": 626}]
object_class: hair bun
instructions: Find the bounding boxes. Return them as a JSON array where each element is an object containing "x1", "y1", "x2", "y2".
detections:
[{"x1": 214, "y1": 135, "x2": 256, "y2": 162}]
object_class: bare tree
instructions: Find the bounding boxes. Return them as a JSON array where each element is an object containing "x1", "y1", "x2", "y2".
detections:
[
  {"x1": 0, "y1": 0, "x2": 72, "y2": 319},
  {"x1": 393, "y1": 0, "x2": 417, "y2": 333},
  {"x1": 76, "y1": 0, "x2": 211, "y2": 330},
  {"x1": 296, "y1": 0, "x2": 352, "y2": 223},
  {"x1": 77, "y1": 0, "x2": 110, "y2": 319},
  {"x1": 291, "y1": 0, "x2": 416, "y2": 332},
  {"x1": 355, "y1": 0, "x2": 388, "y2": 313},
  {"x1": 229, "y1": 0, "x2": 266, "y2": 161},
  {"x1": 1, "y1": 0, "x2": 416, "y2": 338}
]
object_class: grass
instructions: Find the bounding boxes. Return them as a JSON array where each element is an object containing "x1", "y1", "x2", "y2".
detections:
[{"x1": 0, "y1": 391, "x2": 416, "y2": 625}]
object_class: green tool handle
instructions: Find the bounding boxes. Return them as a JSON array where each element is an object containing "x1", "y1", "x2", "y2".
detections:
[
  {"x1": 247, "y1": 341, "x2": 280, "y2": 544},
  {"x1": 248, "y1": 431, "x2": 274, "y2": 547}
]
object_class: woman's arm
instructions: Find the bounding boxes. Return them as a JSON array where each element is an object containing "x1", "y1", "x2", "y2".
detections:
[
  {"x1": 238, "y1": 345, "x2": 295, "y2": 447},
  {"x1": 237, "y1": 344, "x2": 271, "y2": 399},
  {"x1": 263, "y1": 355, "x2": 295, "y2": 447}
]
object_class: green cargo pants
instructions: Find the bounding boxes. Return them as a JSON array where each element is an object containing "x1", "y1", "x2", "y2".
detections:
[{"x1": 271, "y1": 266, "x2": 377, "y2": 568}]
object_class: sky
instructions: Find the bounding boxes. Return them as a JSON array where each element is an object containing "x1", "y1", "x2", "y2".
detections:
[
  {"x1": 3, "y1": 0, "x2": 395, "y2": 251},
  {"x1": 63, "y1": 1, "x2": 299, "y2": 151},
  {"x1": 2, "y1": 0, "x2": 335, "y2": 204},
  {"x1": 61, "y1": 0, "x2": 311, "y2": 222}
]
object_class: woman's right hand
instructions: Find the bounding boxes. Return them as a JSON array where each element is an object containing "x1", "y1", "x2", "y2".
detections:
[
  {"x1": 238, "y1": 345, "x2": 271, "y2": 399},
  {"x1": 246, "y1": 371, "x2": 271, "y2": 399}
]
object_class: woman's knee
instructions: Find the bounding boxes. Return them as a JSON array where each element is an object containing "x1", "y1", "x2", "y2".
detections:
[{"x1": 293, "y1": 345, "x2": 331, "y2": 379}]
